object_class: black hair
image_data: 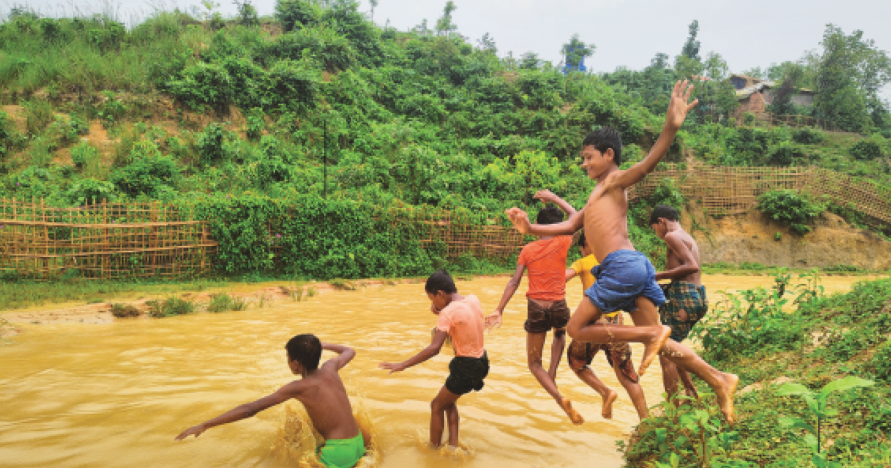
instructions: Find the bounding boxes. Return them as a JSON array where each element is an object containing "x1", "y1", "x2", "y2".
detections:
[
  {"x1": 582, "y1": 127, "x2": 623, "y2": 167},
  {"x1": 649, "y1": 204, "x2": 679, "y2": 225},
  {"x1": 425, "y1": 269, "x2": 457, "y2": 295},
  {"x1": 536, "y1": 204, "x2": 564, "y2": 225},
  {"x1": 577, "y1": 230, "x2": 587, "y2": 248},
  {"x1": 285, "y1": 334, "x2": 322, "y2": 371}
]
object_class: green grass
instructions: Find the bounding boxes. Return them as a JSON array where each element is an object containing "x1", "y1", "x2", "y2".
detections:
[
  {"x1": 146, "y1": 296, "x2": 194, "y2": 317},
  {"x1": 206, "y1": 292, "x2": 247, "y2": 312},
  {"x1": 0, "y1": 278, "x2": 227, "y2": 311}
]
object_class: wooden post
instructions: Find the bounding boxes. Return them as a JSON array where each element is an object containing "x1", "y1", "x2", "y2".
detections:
[{"x1": 102, "y1": 199, "x2": 108, "y2": 280}]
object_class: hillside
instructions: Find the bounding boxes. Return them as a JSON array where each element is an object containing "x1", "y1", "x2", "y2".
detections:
[{"x1": 0, "y1": 2, "x2": 890, "y2": 280}]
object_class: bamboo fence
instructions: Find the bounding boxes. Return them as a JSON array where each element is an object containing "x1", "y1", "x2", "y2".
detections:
[
  {"x1": 416, "y1": 212, "x2": 525, "y2": 259},
  {"x1": 0, "y1": 198, "x2": 217, "y2": 280},
  {"x1": 628, "y1": 165, "x2": 891, "y2": 229}
]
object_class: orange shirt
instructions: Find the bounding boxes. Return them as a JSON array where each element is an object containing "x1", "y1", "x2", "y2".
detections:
[
  {"x1": 436, "y1": 295, "x2": 485, "y2": 358},
  {"x1": 518, "y1": 236, "x2": 573, "y2": 301}
]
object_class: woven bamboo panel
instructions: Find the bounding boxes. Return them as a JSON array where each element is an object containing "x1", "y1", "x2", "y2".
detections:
[
  {"x1": 418, "y1": 212, "x2": 525, "y2": 259},
  {"x1": 0, "y1": 198, "x2": 217, "y2": 280},
  {"x1": 629, "y1": 165, "x2": 891, "y2": 229}
]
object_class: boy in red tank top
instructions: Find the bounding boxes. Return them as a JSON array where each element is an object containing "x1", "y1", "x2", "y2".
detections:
[{"x1": 486, "y1": 190, "x2": 583, "y2": 425}]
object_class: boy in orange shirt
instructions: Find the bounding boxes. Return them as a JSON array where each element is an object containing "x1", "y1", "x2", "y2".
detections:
[
  {"x1": 379, "y1": 270, "x2": 488, "y2": 448},
  {"x1": 486, "y1": 193, "x2": 583, "y2": 425}
]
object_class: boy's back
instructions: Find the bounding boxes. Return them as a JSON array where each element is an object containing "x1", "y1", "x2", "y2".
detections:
[
  {"x1": 519, "y1": 236, "x2": 573, "y2": 300},
  {"x1": 437, "y1": 294, "x2": 485, "y2": 358},
  {"x1": 299, "y1": 361, "x2": 360, "y2": 441}
]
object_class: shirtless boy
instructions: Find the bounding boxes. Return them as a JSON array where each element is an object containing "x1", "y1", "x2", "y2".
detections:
[
  {"x1": 505, "y1": 80, "x2": 738, "y2": 423},
  {"x1": 175, "y1": 335, "x2": 366, "y2": 468},
  {"x1": 379, "y1": 270, "x2": 489, "y2": 448},
  {"x1": 486, "y1": 200, "x2": 584, "y2": 425},
  {"x1": 650, "y1": 204, "x2": 708, "y2": 402},
  {"x1": 565, "y1": 230, "x2": 649, "y2": 421}
]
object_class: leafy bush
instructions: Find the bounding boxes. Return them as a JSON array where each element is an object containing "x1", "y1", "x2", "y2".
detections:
[
  {"x1": 22, "y1": 99, "x2": 54, "y2": 135},
  {"x1": 111, "y1": 303, "x2": 140, "y2": 318},
  {"x1": 767, "y1": 141, "x2": 805, "y2": 166},
  {"x1": 70, "y1": 141, "x2": 99, "y2": 170},
  {"x1": 793, "y1": 127, "x2": 825, "y2": 145},
  {"x1": 757, "y1": 189, "x2": 824, "y2": 235},
  {"x1": 167, "y1": 63, "x2": 235, "y2": 112},
  {"x1": 66, "y1": 178, "x2": 116, "y2": 205},
  {"x1": 275, "y1": 0, "x2": 322, "y2": 32},
  {"x1": 198, "y1": 123, "x2": 228, "y2": 164},
  {"x1": 871, "y1": 340, "x2": 891, "y2": 382},
  {"x1": 146, "y1": 297, "x2": 195, "y2": 318},
  {"x1": 110, "y1": 144, "x2": 180, "y2": 198},
  {"x1": 849, "y1": 134, "x2": 886, "y2": 160},
  {"x1": 207, "y1": 293, "x2": 248, "y2": 312}
]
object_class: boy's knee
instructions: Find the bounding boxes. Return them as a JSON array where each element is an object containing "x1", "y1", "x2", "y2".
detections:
[{"x1": 566, "y1": 321, "x2": 581, "y2": 340}]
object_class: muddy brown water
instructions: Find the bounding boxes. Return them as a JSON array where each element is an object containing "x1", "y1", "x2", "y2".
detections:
[{"x1": 0, "y1": 274, "x2": 880, "y2": 468}]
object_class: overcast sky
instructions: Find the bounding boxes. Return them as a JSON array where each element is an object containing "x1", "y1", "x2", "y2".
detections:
[{"x1": 7, "y1": 0, "x2": 891, "y2": 97}]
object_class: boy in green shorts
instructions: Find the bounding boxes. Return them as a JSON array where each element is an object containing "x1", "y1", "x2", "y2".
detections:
[
  {"x1": 379, "y1": 270, "x2": 489, "y2": 448},
  {"x1": 175, "y1": 335, "x2": 366, "y2": 468},
  {"x1": 565, "y1": 230, "x2": 649, "y2": 420},
  {"x1": 650, "y1": 204, "x2": 708, "y2": 402}
]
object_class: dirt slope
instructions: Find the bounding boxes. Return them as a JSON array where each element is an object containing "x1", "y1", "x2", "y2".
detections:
[{"x1": 683, "y1": 203, "x2": 891, "y2": 270}]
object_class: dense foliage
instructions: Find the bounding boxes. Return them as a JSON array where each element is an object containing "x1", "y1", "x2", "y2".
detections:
[
  {"x1": 0, "y1": 2, "x2": 889, "y2": 276},
  {"x1": 626, "y1": 274, "x2": 891, "y2": 467}
]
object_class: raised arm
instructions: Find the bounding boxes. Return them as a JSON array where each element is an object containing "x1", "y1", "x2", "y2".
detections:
[
  {"x1": 485, "y1": 263, "x2": 525, "y2": 331},
  {"x1": 321, "y1": 342, "x2": 356, "y2": 371},
  {"x1": 565, "y1": 268, "x2": 578, "y2": 283},
  {"x1": 505, "y1": 207, "x2": 584, "y2": 236},
  {"x1": 655, "y1": 233, "x2": 700, "y2": 281},
  {"x1": 378, "y1": 330, "x2": 448, "y2": 373},
  {"x1": 175, "y1": 381, "x2": 303, "y2": 440},
  {"x1": 613, "y1": 80, "x2": 698, "y2": 189},
  {"x1": 534, "y1": 189, "x2": 577, "y2": 217}
]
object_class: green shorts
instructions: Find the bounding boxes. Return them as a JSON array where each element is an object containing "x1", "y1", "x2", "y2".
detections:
[
  {"x1": 318, "y1": 432, "x2": 366, "y2": 468},
  {"x1": 659, "y1": 281, "x2": 708, "y2": 342}
]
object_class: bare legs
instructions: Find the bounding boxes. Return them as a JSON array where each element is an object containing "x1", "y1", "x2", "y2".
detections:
[
  {"x1": 660, "y1": 355, "x2": 700, "y2": 403},
  {"x1": 528, "y1": 331, "x2": 582, "y2": 424},
  {"x1": 430, "y1": 386, "x2": 461, "y2": 447},
  {"x1": 567, "y1": 296, "x2": 738, "y2": 423},
  {"x1": 548, "y1": 329, "x2": 566, "y2": 381},
  {"x1": 568, "y1": 358, "x2": 618, "y2": 419}
]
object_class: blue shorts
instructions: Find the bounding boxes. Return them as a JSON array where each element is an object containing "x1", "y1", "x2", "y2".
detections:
[{"x1": 584, "y1": 250, "x2": 666, "y2": 314}]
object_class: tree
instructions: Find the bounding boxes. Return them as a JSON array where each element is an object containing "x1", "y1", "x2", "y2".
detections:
[
  {"x1": 562, "y1": 34, "x2": 595, "y2": 73},
  {"x1": 233, "y1": 0, "x2": 259, "y2": 27},
  {"x1": 681, "y1": 20, "x2": 701, "y2": 62},
  {"x1": 814, "y1": 25, "x2": 891, "y2": 132},
  {"x1": 369, "y1": 0, "x2": 378, "y2": 21},
  {"x1": 520, "y1": 52, "x2": 543, "y2": 70},
  {"x1": 435, "y1": 1, "x2": 457, "y2": 37},
  {"x1": 769, "y1": 64, "x2": 805, "y2": 116},
  {"x1": 477, "y1": 32, "x2": 496, "y2": 54}
]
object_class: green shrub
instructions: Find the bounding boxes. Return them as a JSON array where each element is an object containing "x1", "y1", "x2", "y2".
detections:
[
  {"x1": 167, "y1": 62, "x2": 235, "y2": 112},
  {"x1": 22, "y1": 99, "x2": 54, "y2": 135},
  {"x1": 275, "y1": 0, "x2": 322, "y2": 32},
  {"x1": 757, "y1": 189, "x2": 824, "y2": 235},
  {"x1": 245, "y1": 108, "x2": 265, "y2": 140},
  {"x1": 647, "y1": 177, "x2": 686, "y2": 207},
  {"x1": 146, "y1": 297, "x2": 195, "y2": 318},
  {"x1": 871, "y1": 340, "x2": 891, "y2": 382},
  {"x1": 70, "y1": 141, "x2": 99, "y2": 170},
  {"x1": 110, "y1": 146, "x2": 180, "y2": 198},
  {"x1": 207, "y1": 292, "x2": 247, "y2": 312},
  {"x1": 197, "y1": 123, "x2": 228, "y2": 164},
  {"x1": 793, "y1": 127, "x2": 825, "y2": 145},
  {"x1": 111, "y1": 303, "x2": 141, "y2": 318},
  {"x1": 66, "y1": 178, "x2": 116, "y2": 205},
  {"x1": 849, "y1": 134, "x2": 886, "y2": 160},
  {"x1": 766, "y1": 141, "x2": 805, "y2": 166}
]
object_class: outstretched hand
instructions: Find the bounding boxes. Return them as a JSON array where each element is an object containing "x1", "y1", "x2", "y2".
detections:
[
  {"x1": 665, "y1": 80, "x2": 699, "y2": 131},
  {"x1": 378, "y1": 362, "x2": 407, "y2": 374},
  {"x1": 174, "y1": 424, "x2": 206, "y2": 441},
  {"x1": 484, "y1": 312, "x2": 502, "y2": 332},
  {"x1": 505, "y1": 208, "x2": 532, "y2": 234}
]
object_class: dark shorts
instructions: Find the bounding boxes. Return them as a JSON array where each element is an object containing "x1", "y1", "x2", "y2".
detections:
[
  {"x1": 584, "y1": 250, "x2": 666, "y2": 313},
  {"x1": 566, "y1": 314, "x2": 639, "y2": 383},
  {"x1": 524, "y1": 299, "x2": 571, "y2": 334},
  {"x1": 445, "y1": 351, "x2": 489, "y2": 395},
  {"x1": 659, "y1": 281, "x2": 708, "y2": 342}
]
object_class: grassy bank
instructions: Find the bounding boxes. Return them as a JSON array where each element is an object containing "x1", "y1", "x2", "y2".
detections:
[{"x1": 624, "y1": 273, "x2": 891, "y2": 467}]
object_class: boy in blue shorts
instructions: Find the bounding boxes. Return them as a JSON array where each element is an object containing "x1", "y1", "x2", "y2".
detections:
[{"x1": 505, "y1": 81, "x2": 738, "y2": 423}]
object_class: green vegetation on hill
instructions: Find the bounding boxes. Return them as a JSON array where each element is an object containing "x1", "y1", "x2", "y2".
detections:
[
  {"x1": 0, "y1": 2, "x2": 889, "y2": 280},
  {"x1": 624, "y1": 274, "x2": 891, "y2": 467}
]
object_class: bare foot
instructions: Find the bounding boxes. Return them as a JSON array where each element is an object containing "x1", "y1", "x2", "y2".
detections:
[
  {"x1": 639, "y1": 326, "x2": 672, "y2": 377},
  {"x1": 559, "y1": 397, "x2": 584, "y2": 425},
  {"x1": 715, "y1": 372, "x2": 739, "y2": 424},
  {"x1": 601, "y1": 390, "x2": 618, "y2": 419}
]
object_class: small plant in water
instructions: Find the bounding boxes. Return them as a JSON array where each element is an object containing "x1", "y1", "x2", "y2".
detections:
[
  {"x1": 146, "y1": 297, "x2": 195, "y2": 318},
  {"x1": 777, "y1": 376, "x2": 875, "y2": 468},
  {"x1": 207, "y1": 293, "x2": 247, "y2": 312},
  {"x1": 110, "y1": 303, "x2": 140, "y2": 318}
]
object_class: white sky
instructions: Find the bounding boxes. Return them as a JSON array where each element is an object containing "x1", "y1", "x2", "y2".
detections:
[{"x1": 6, "y1": 0, "x2": 891, "y2": 98}]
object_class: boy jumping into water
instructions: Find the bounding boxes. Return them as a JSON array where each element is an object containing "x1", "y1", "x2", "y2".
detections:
[
  {"x1": 505, "y1": 80, "x2": 738, "y2": 423},
  {"x1": 486, "y1": 198, "x2": 584, "y2": 425},
  {"x1": 650, "y1": 204, "x2": 708, "y2": 402},
  {"x1": 379, "y1": 270, "x2": 489, "y2": 448},
  {"x1": 175, "y1": 335, "x2": 366, "y2": 468},
  {"x1": 565, "y1": 230, "x2": 649, "y2": 421}
]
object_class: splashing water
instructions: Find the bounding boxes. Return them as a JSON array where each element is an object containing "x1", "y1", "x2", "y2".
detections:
[{"x1": 271, "y1": 401, "x2": 381, "y2": 468}]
